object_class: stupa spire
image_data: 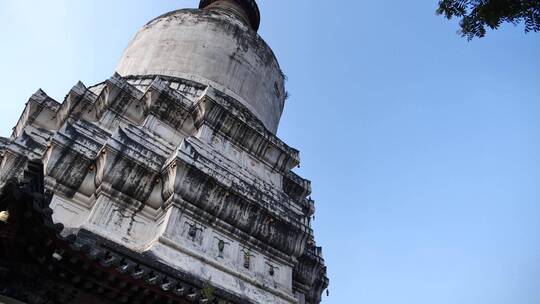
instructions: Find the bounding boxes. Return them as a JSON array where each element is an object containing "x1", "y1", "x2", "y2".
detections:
[{"x1": 199, "y1": 0, "x2": 261, "y2": 31}]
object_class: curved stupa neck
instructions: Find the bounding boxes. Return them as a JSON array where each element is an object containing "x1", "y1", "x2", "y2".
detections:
[{"x1": 199, "y1": 0, "x2": 260, "y2": 31}]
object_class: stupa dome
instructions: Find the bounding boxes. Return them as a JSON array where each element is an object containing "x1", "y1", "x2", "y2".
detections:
[{"x1": 116, "y1": 0, "x2": 285, "y2": 133}]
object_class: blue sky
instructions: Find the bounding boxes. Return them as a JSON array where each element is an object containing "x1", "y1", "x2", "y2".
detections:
[{"x1": 1, "y1": 1, "x2": 539, "y2": 303}]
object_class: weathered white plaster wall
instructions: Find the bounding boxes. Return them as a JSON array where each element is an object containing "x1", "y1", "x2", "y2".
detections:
[{"x1": 116, "y1": 9, "x2": 286, "y2": 133}]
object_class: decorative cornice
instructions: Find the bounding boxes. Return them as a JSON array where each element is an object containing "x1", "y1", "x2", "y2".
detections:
[{"x1": 0, "y1": 73, "x2": 328, "y2": 303}]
